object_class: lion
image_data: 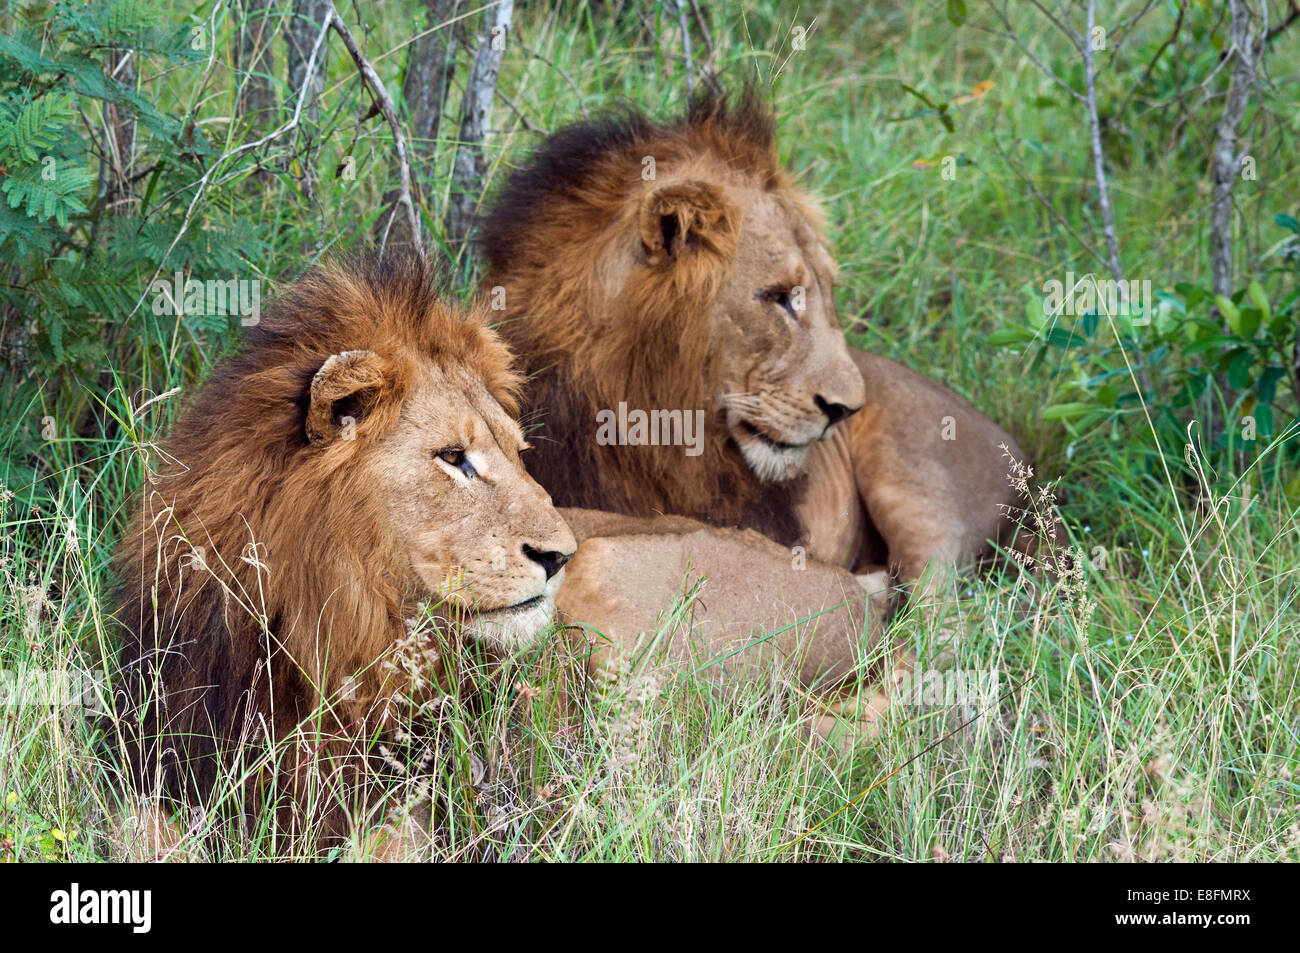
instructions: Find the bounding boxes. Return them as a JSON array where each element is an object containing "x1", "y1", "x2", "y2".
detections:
[
  {"x1": 480, "y1": 88, "x2": 1035, "y2": 606},
  {"x1": 108, "y1": 257, "x2": 578, "y2": 857}
]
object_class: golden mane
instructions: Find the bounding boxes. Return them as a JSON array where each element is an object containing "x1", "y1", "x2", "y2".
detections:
[
  {"x1": 480, "y1": 87, "x2": 812, "y2": 541},
  {"x1": 110, "y1": 255, "x2": 519, "y2": 833}
]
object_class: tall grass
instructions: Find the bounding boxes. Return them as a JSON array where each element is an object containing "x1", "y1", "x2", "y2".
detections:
[{"x1": 1, "y1": 0, "x2": 1297, "y2": 861}]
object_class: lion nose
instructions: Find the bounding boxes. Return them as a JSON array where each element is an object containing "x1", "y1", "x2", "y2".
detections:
[
  {"x1": 814, "y1": 394, "x2": 859, "y2": 426},
  {"x1": 522, "y1": 544, "x2": 572, "y2": 580}
]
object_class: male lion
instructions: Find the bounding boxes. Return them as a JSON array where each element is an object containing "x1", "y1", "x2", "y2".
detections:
[
  {"x1": 480, "y1": 89, "x2": 1034, "y2": 602},
  {"x1": 108, "y1": 257, "x2": 578, "y2": 856}
]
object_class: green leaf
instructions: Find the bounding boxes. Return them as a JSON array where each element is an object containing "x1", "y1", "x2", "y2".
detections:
[
  {"x1": 987, "y1": 326, "x2": 1037, "y2": 346},
  {"x1": 1155, "y1": 289, "x2": 1186, "y2": 314},
  {"x1": 1216, "y1": 294, "x2": 1241, "y2": 334},
  {"x1": 1115, "y1": 390, "x2": 1151, "y2": 407},
  {"x1": 1044, "y1": 326, "x2": 1087, "y2": 348},
  {"x1": 1041, "y1": 402, "x2": 1096, "y2": 421},
  {"x1": 1172, "y1": 376, "x2": 1208, "y2": 408},
  {"x1": 1227, "y1": 350, "x2": 1254, "y2": 389},
  {"x1": 1247, "y1": 280, "x2": 1270, "y2": 323},
  {"x1": 1183, "y1": 333, "x2": 1237, "y2": 354},
  {"x1": 899, "y1": 84, "x2": 938, "y2": 110},
  {"x1": 48, "y1": 315, "x2": 64, "y2": 362},
  {"x1": 1235, "y1": 307, "x2": 1262, "y2": 341},
  {"x1": 0, "y1": 93, "x2": 75, "y2": 164},
  {"x1": 1275, "y1": 212, "x2": 1300, "y2": 234},
  {"x1": 946, "y1": 0, "x2": 968, "y2": 25},
  {"x1": 1, "y1": 163, "x2": 91, "y2": 226},
  {"x1": 1078, "y1": 311, "x2": 1100, "y2": 338},
  {"x1": 1025, "y1": 293, "x2": 1047, "y2": 331},
  {"x1": 1175, "y1": 282, "x2": 1208, "y2": 309},
  {"x1": 1253, "y1": 404, "x2": 1274, "y2": 437},
  {"x1": 0, "y1": 35, "x2": 65, "y2": 76},
  {"x1": 1269, "y1": 309, "x2": 1292, "y2": 338},
  {"x1": 1257, "y1": 365, "x2": 1286, "y2": 406}
]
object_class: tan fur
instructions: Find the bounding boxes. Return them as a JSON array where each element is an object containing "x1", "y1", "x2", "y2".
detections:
[
  {"x1": 116, "y1": 802, "x2": 202, "y2": 862},
  {"x1": 556, "y1": 508, "x2": 897, "y2": 745}
]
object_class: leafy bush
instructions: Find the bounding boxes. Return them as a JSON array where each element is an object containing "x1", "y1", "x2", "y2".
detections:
[
  {"x1": 988, "y1": 216, "x2": 1299, "y2": 497},
  {"x1": 0, "y1": 0, "x2": 263, "y2": 407}
]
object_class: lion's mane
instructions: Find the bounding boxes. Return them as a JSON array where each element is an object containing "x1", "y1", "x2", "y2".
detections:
[
  {"x1": 480, "y1": 87, "x2": 809, "y2": 544},
  {"x1": 110, "y1": 256, "x2": 519, "y2": 835}
]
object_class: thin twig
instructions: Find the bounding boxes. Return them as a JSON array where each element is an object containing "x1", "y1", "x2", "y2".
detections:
[
  {"x1": 515, "y1": 40, "x2": 590, "y2": 119},
  {"x1": 987, "y1": 131, "x2": 1107, "y2": 272},
  {"x1": 669, "y1": 0, "x2": 694, "y2": 94},
  {"x1": 1266, "y1": 0, "x2": 1300, "y2": 42},
  {"x1": 128, "y1": 13, "x2": 334, "y2": 318},
  {"x1": 1082, "y1": 0, "x2": 1124, "y2": 287},
  {"x1": 327, "y1": 5, "x2": 426, "y2": 262},
  {"x1": 1116, "y1": 0, "x2": 1185, "y2": 121},
  {"x1": 976, "y1": 1, "x2": 1085, "y2": 104},
  {"x1": 496, "y1": 87, "x2": 546, "y2": 135}
]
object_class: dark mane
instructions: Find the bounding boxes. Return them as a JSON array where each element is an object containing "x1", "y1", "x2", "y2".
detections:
[{"x1": 479, "y1": 85, "x2": 778, "y2": 270}]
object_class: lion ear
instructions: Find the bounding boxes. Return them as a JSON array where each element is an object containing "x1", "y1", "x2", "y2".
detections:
[
  {"x1": 305, "y1": 349, "x2": 390, "y2": 445},
  {"x1": 638, "y1": 181, "x2": 739, "y2": 266}
]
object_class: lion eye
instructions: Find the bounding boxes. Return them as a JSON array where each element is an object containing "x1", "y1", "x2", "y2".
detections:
[
  {"x1": 759, "y1": 287, "x2": 797, "y2": 318},
  {"x1": 436, "y1": 447, "x2": 477, "y2": 478}
]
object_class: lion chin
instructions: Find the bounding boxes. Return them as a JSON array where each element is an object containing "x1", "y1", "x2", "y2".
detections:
[
  {"x1": 463, "y1": 571, "x2": 566, "y2": 655},
  {"x1": 728, "y1": 414, "x2": 820, "y2": 483}
]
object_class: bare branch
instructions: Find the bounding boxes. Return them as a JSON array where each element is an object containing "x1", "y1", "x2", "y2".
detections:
[
  {"x1": 987, "y1": 131, "x2": 1108, "y2": 272},
  {"x1": 1082, "y1": 0, "x2": 1124, "y2": 287},
  {"x1": 515, "y1": 40, "x2": 589, "y2": 119},
  {"x1": 1266, "y1": 0, "x2": 1300, "y2": 43},
  {"x1": 327, "y1": 6, "x2": 426, "y2": 262},
  {"x1": 667, "y1": 0, "x2": 694, "y2": 94},
  {"x1": 1210, "y1": 0, "x2": 1265, "y2": 302},
  {"x1": 1116, "y1": 1, "x2": 1185, "y2": 120},
  {"x1": 976, "y1": 1, "x2": 1085, "y2": 104},
  {"x1": 446, "y1": 0, "x2": 514, "y2": 249},
  {"x1": 496, "y1": 86, "x2": 546, "y2": 135},
  {"x1": 373, "y1": 0, "x2": 460, "y2": 247},
  {"x1": 689, "y1": 0, "x2": 718, "y2": 70},
  {"x1": 130, "y1": 3, "x2": 429, "y2": 318}
]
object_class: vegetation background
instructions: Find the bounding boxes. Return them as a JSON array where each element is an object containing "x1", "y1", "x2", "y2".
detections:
[{"x1": 0, "y1": 0, "x2": 1297, "y2": 860}]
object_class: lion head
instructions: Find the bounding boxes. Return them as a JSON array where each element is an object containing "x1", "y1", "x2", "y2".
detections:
[
  {"x1": 112, "y1": 257, "x2": 574, "y2": 826},
  {"x1": 480, "y1": 88, "x2": 864, "y2": 532}
]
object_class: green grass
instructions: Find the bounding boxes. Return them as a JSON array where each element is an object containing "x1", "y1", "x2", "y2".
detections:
[{"x1": 1, "y1": 0, "x2": 1298, "y2": 861}]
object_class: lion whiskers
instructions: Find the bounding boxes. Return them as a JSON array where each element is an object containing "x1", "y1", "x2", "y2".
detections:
[{"x1": 720, "y1": 392, "x2": 815, "y2": 482}]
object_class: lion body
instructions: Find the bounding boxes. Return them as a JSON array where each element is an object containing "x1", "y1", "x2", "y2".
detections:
[{"x1": 556, "y1": 507, "x2": 885, "y2": 689}]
